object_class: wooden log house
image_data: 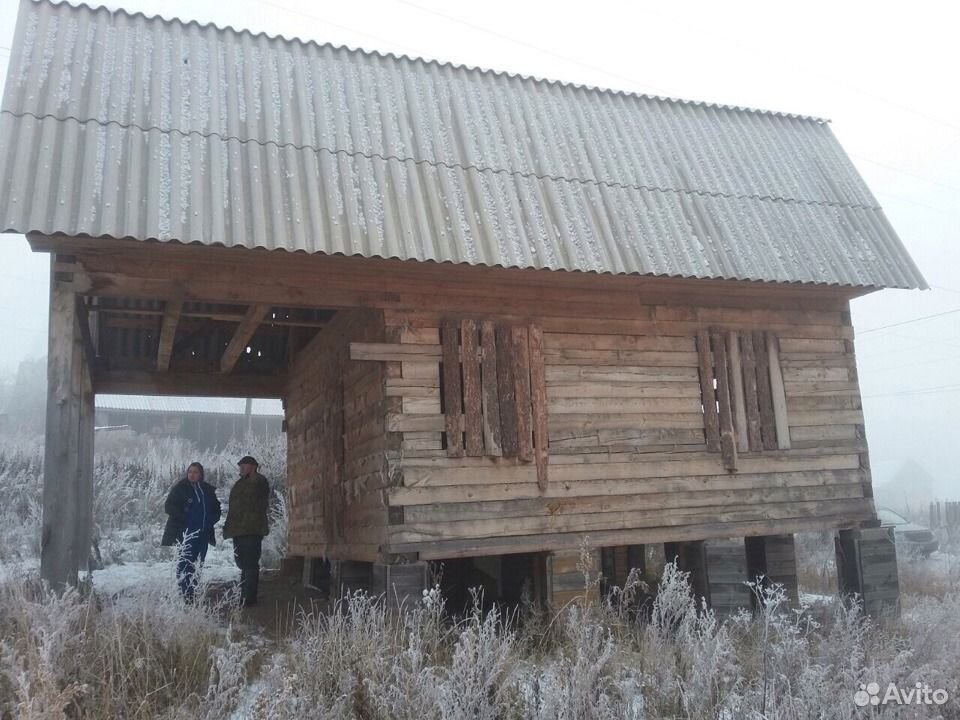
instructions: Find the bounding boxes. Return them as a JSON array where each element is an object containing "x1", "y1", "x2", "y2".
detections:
[{"x1": 0, "y1": 0, "x2": 924, "y2": 612}]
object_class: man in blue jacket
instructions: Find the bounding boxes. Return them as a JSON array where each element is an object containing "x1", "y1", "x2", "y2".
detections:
[{"x1": 162, "y1": 462, "x2": 221, "y2": 601}]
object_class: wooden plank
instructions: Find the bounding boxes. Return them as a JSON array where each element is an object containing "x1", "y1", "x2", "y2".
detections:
[
  {"x1": 547, "y1": 381, "x2": 701, "y2": 398},
  {"x1": 460, "y1": 319, "x2": 484, "y2": 456},
  {"x1": 440, "y1": 320, "x2": 464, "y2": 458},
  {"x1": 495, "y1": 324, "x2": 519, "y2": 457},
  {"x1": 737, "y1": 330, "x2": 763, "y2": 451},
  {"x1": 220, "y1": 304, "x2": 271, "y2": 373},
  {"x1": 351, "y1": 342, "x2": 442, "y2": 361},
  {"x1": 480, "y1": 321, "x2": 503, "y2": 456},
  {"x1": 156, "y1": 296, "x2": 183, "y2": 371},
  {"x1": 726, "y1": 330, "x2": 750, "y2": 453},
  {"x1": 544, "y1": 333, "x2": 695, "y2": 352},
  {"x1": 528, "y1": 325, "x2": 549, "y2": 490},
  {"x1": 752, "y1": 331, "x2": 778, "y2": 450},
  {"x1": 512, "y1": 326, "x2": 534, "y2": 463},
  {"x1": 546, "y1": 365, "x2": 700, "y2": 383},
  {"x1": 696, "y1": 330, "x2": 721, "y2": 452},
  {"x1": 711, "y1": 329, "x2": 738, "y2": 471},
  {"x1": 389, "y1": 468, "x2": 867, "y2": 506},
  {"x1": 767, "y1": 332, "x2": 791, "y2": 450}
]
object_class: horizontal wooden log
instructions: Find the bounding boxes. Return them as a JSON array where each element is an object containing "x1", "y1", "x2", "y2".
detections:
[
  {"x1": 544, "y1": 333, "x2": 695, "y2": 352},
  {"x1": 400, "y1": 482, "x2": 866, "y2": 523},
  {"x1": 388, "y1": 498, "x2": 874, "y2": 545}
]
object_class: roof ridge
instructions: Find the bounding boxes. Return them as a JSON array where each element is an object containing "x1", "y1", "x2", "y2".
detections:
[{"x1": 27, "y1": 0, "x2": 830, "y2": 124}]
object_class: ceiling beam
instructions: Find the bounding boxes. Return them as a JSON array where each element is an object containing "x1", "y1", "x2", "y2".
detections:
[
  {"x1": 220, "y1": 304, "x2": 271, "y2": 374},
  {"x1": 156, "y1": 296, "x2": 183, "y2": 372},
  {"x1": 95, "y1": 368, "x2": 285, "y2": 398}
]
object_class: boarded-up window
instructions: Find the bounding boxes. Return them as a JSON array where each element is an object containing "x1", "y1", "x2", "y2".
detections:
[
  {"x1": 696, "y1": 329, "x2": 790, "y2": 470},
  {"x1": 440, "y1": 319, "x2": 549, "y2": 488}
]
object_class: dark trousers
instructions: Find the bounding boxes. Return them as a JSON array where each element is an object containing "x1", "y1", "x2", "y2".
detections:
[
  {"x1": 176, "y1": 535, "x2": 208, "y2": 601},
  {"x1": 233, "y1": 535, "x2": 263, "y2": 605}
]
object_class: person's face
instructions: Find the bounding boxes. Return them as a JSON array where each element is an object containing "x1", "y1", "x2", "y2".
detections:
[
  {"x1": 187, "y1": 466, "x2": 201, "y2": 483},
  {"x1": 238, "y1": 462, "x2": 256, "y2": 478}
]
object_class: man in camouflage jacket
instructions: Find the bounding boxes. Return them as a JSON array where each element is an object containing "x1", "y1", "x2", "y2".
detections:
[{"x1": 223, "y1": 455, "x2": 270, "y2": 606}]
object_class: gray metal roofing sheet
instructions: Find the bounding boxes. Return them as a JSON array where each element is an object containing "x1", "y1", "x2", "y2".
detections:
[{"x1": 0, "y1": 0, "x2": 927, "y2": 289}]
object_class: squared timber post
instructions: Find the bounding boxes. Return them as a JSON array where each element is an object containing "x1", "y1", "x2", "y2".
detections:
[
  {"x1": 373, "y1": 561, "x2": 430, "y2": 608},
  {"x1": 546, "y1": 547, "x2": 600, "y2": 610},
  {"x1": 665, "y1": 541, "x2": 710, "y2": 606},
  {"x1": 745, "y1": 534, "x2": 799, "y2": 608},
  {"x1": 41, "y1": 258, "x2": 95, "y2": 589},
  {"x1": 703, "y1": 539, "x2": 751, "y2": 617},
  {"x1": 836, "y1": 527, "x2": 900, "y2": 618}
]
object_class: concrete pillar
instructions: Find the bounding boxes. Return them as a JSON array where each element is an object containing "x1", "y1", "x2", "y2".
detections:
[{"x1": 836, "y1": 526, "x2": 900, "y2": 617}]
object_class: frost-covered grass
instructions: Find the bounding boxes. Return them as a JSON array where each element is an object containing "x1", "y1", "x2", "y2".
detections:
[
  {"x1": 0, "y1": 431, "x2": 288, "y2": 567},
  {"x1": 3, "y1": 431, "x2": 960, "y2": 717},
  {"x1": 2, "y1": 560, "x2": 959, "y2": 719}
]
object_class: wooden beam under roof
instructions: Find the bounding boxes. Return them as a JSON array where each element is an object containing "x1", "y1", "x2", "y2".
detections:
[
  {"x1": 95, "y1": 367, "x2": 285, "y2": 398},
  {"x1": 156, "y1": 296, "x2": 183, "y2": 372},
  {"x1": 221, "y1": 304, "x2": 271, "y2": 374}
]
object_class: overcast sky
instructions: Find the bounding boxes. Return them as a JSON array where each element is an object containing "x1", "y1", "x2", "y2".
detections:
[{"x1": 0, "y1": 0, "x2": 957, "y2": 494}]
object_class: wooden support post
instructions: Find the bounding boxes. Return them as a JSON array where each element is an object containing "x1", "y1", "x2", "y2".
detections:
[
  {"x1": 372, "y1": 560, "x2": 430, "y2": 608},
  {"x1": 665, "y1": 540, "x2": 710, "y2": 605},
  {"x1": 704, "y1": 539, "x2": 750, "y2": 617},
  {"x1": 547, "y1": 547, "x2": 600, "y2": 609},
  {"x1": 745, "y1": 534, "x2": 799, "y2": 607},
  {"x1": 220, "y1": 304, "x2": 271, "y2": 373},
  {"x1": 836, "y1": 527, "x2": 900, "y2": 618},
  {"x1": 41, "y1": 258, "x2": 95, "y2": 589},
  {"x1": 336, "y1": 560, "x2": 373, "y2": 597},
  {"x1": 156, "y1": 296, "x2": 184, "y2": 371}
]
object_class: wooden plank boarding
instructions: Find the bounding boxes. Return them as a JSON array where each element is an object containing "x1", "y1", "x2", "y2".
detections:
[
  {"x1": 752, "y1": 331, "x2": 778, "y2": 450},
  {"x1": 441, "y1": 319, "x2": 464, "y2": 457},
  {"x1": 528, "y1": 325, "x2": 549, "y2": 489},
  {"x1": 512, "y1": 325, "x2": 534, "y2": 463},
  {"x1": 460, "y1": 319, "x2": 484, "y2": 456},
  {"x1": 480, "y1": 321, "x2": 503, "y2": 456},
  {"x1": 696, "y1": 329, "x2": 721, "y2": 452},
  {"x1": 739, "y1": 331, "x2": 764, "y2": 451},
  {"x1": 726, "y1": 330, "x2": 749, "y2": 453},
  {"x1": 495, "y1": 324, "x2": 519, "y2": 457},
  {"x1": 710, "y1": 329, "x2": 738, "y2": 471},
  {"x1": 766, "y1": 332, "x2": 791, "y2": 450}
]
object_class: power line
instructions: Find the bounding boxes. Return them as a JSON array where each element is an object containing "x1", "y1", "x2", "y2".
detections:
[
  {"x1": 853, "y1": 154, "x2": 960, "y2": 195},
  {"x1": 863, "y1": 384, "x2": 960, "y2": 399},
  {"x1": 858, "y1": 308, "x2": 960, "y2": 335}
]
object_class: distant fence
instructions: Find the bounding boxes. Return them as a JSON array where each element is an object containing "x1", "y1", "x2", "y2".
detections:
[{"x1": 929, "y1": 501, "x2": 960, "y2": 542}]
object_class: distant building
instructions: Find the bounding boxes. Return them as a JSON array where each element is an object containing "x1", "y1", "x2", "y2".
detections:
[{"x1": 96, "y1": 396, "x2": 283, "y2": 450}]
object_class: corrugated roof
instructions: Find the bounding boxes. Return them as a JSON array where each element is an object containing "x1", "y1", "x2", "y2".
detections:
[
  {"x1": 96, "y1": 395, "x2": 283, "y2": 416},
  {"x1": 0, "y1": 0, "x2": 926, "y2": 289}
]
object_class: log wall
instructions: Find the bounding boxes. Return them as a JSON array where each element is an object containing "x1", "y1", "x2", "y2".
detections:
[
  {"x1": 286, "y1": 308, "x2": 388, "y2": 561},
  {"x1": 374, "y1": 304, "x2": 874, "y2": 560}
]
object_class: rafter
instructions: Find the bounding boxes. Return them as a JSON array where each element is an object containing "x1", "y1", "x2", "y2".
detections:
[
  {"x1": 156, "y1": 296, "x2": 183, "y2": 372},
  {"x1": 220, "y1": 304, "x2": 271, "y2": 374}
]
